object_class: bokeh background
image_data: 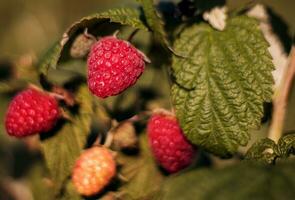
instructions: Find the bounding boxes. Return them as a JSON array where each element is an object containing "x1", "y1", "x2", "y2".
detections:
[
  {"x1": 0, "y1": 0, "x2": 294, "y2": 59},
  {"x1": 0, "y1": 0, "x2": 294, "y2": 199}
]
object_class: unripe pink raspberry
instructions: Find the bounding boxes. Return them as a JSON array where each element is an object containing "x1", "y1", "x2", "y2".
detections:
[
  {"x1": 147, "y1": 112, "x2": 196, "y2": 173},
  {"x1": 72, "y1": 147, "x2": 116, "y2": 196},
  {"x1": 5, "y1": 89, "x2": 60, "y2": 137},
  {"x1": 87, "y1": 36, "x2": 146, "y2": 98}
]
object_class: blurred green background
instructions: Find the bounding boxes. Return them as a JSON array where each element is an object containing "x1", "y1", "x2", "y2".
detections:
[
  {"x1": 0, "y1": 0, "x2": 294, "y2": 59},
  {"x1": 0, "y1": 0, "x2": 134, "y2": 59}
]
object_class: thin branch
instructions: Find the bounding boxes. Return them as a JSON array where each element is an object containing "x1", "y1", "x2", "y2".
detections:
[{"x1": 268, "y1": 46, "x2": 295, "y2": 142}]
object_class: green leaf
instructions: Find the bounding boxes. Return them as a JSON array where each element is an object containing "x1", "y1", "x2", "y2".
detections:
[
  {"x1": 244, "y1": 138, "x2": 276, "y2": 164},
  {"x1": 171, "y1": 15, "x2": 274, "y2": 156},
  {"x1": 28, "y1": 164, "x2": 54, "y2": 200},
  {"x1": 66, "y1": 7, "x2": 148, "y2": 35},
  {"x1": 245, "y1": 134, "x2": 295, "y2": 163},
  {"x1": 275, "y1": 134, "x2": 295, "y2": 158},
  {"x1": 60, "y1": 182, "x2": 81, "y2": 200},
  {"x1": 119, "y1": 134, "x2": 164, "y2": 199},
  {"x1": 0, "y1": 80, "x2": 27, "y2": 93},
  {"x1": 47, "y1": 60, "x2": 86, "y2": 85},
  {"x1": 38, "y1": 8, "x2": 148, "y2": 74},
  {"x1": 38, "y1": 42, "x2": 63, "y2": 75},
  {"x1": 137, "y1": 0, "x2": 171, "y2": 49},
  {"x1": 40, "y1": 86, "x2": 93, "y2": 195},
  {"x1": 158, "y1": 160, "x2": 295, "y2": 200}
]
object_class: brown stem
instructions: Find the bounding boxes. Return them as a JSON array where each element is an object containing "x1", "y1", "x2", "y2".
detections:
[
  {"x1": 127, "y1": 111, "x2": 152, "y2": 122},
  {"x1": 52, "y1": 86, "x2": 75, "y2": 107},
  {"x1": 112, "y1": 30, "x2": 120, "y2": 38},
  {"x1": 83, "y1": 28, "x2": 97, "y2": 41},
  {"x1": 60, "y1": 109, "x2": 74, "y2": 122},
  {"x1": 268, "y1": 46, "x2": 295, "y2": 142},
  {"x1": 92, "y1": 133, "x2": 102, "y2": 146},
  {"x1": 28, "y1": 83, "x2": 43, "y2": 91},
  {"x1": 103, "y1": 130, "x2": 114, "y2": 148}
]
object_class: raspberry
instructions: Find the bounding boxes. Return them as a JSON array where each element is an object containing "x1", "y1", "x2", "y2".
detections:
[
  {"x1": 5, "y1": 89, "x2": 60, "y2": 137},
  {"x1": 87, "y1": 36, "x2": 145, "y2": 98},
  {"x1": 147, "y1": 112, "x2": 196, "y2": 173},
  {"x1": 72, "y1": 147, "x2": 116, "y2": 196}
]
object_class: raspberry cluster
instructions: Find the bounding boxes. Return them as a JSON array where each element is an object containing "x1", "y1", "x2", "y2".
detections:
[{"x1": 3, "y1": 30, "x2": 199, "y2": 198}]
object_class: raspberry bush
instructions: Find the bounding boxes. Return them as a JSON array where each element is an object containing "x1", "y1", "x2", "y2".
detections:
[{"x1": 0, "y1": 0, "x2": 295, "y2": 199}]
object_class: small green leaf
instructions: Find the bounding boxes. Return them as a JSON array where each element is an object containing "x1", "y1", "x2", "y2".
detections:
[
  {"x1": 275, "y1": 134, "x2": 295, "y2": 158},
  {"x1": 119, "y1": 134, "x2": 164, "y2": 199},
  {"x1": 245, "y1": 134, "x2": 295, "y2": 163},
  {"x1": 38, "y1": 42, "x2": 63, "y2": 75},
  {"x1": 244, "y1": 138, "x2": 276, "y2": 164},
  {"x1": 38, "y1": 8, "x2": 148, "y2": 75},
  {"x1": 138, "y1": 0, "x2": 171, "y2": 49},
  {"x1": 159, "y1": 161, "x2": 295, "y2": 200},
  {"x1": 40, "y1": 86, "x2": 93, "y2": 194},
  {"x1": 171, "y1": 15, "x2": 274, "y2": 156}
]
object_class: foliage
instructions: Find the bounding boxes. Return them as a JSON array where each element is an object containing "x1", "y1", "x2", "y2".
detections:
[
  {"x1": 158, "y1": 160, "x2": 295, "y2": 200},
  {"x1": 118, "y1": 134, "x2": 164, "y2": 199},
  {"x1": 137, "y1": 0, "x2": 171, "y2": 49},
  {"x1": 0, "y1": 0, "x2": 294, "y2": 199},
  {"x1": 40, "y1": 86, "x2": 93, "y2": 197},
  {"x1": 245, "y1": 134, "x2": 295, "y2": 164},
  {"x1": 172, "y1": 15, "x2": 274, "y2": 156}
]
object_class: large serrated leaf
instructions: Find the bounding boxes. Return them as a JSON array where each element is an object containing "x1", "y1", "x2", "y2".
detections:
[
  {"x1": 171, "y1": 15, "x2": 274, "y2": 156},
  {"x1": 40, "y1": 86, "x2": 92, "y2": 195},
  {"x1": 138, "y1": 0, "x2": 171, "y2": 49},
  {"x1": 158, "y1": 161, "x2": 295, "y2": 200},
  {"x1": 38, "y1": 8, "x2": 148, "y2": 74}
]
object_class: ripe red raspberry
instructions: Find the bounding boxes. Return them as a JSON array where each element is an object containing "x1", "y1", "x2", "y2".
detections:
[
  {"x1": 87, "y1": 36, "x2": 145, "y2": 98},
  {"x1": 72, "y1": 147, "x2": 116, "y2": 196},
  {"x1": 147, "y1": 113, "x2": 196, "y2": 173},
  {"x1": 5, "y1": 89, "x2": 60, "y2": 137}
]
